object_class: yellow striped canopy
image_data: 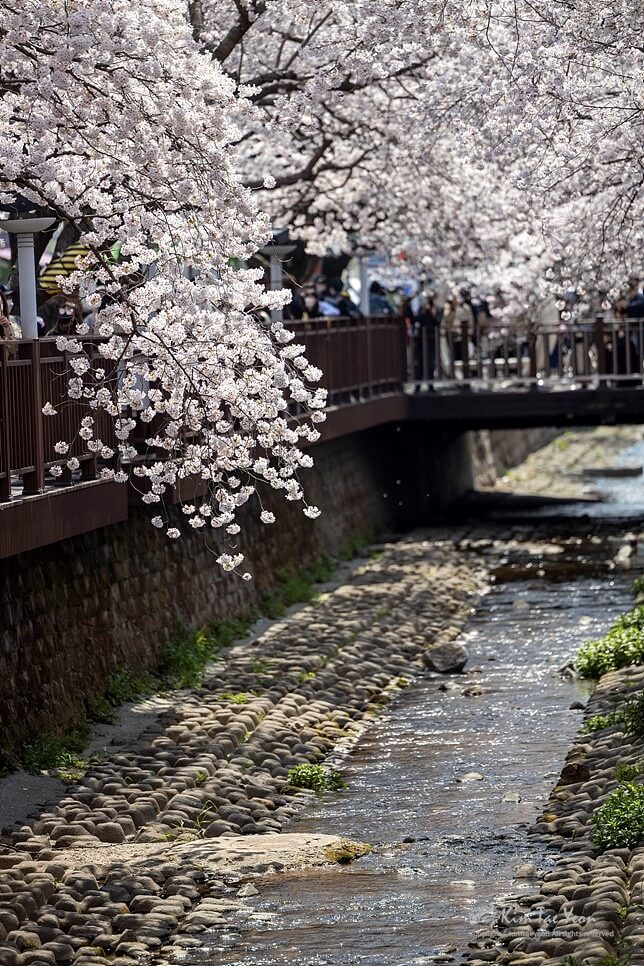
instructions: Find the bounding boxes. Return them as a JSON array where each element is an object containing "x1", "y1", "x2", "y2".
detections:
[{"x1": 38, "y1": 243, "x2": 91, "y2": 295}]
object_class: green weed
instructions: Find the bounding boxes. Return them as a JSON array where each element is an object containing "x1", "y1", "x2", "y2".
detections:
[
  {"x1": 88, "y1": 668, "x2": 153, "y2": 723},
  {"x1": 592, "y1": 783, "x2": 644, "y2": 851},
  {"x1": 615, "y1": 762, "x2": 644, "y2": 783},
  {"x1": 220, "y1": 691, "x2": 250, "y2": 705},
  {"x1": 564, "y1": 957, "x2": 631, "y2": 966},
  {"x1": 287, "y1": 763, "x2": 346, "y2": 792},
  {"x1": 554, "y1": 432, "x2": 572, "y2": 451},
  {"x1": 581, "y1": 693, "x2": 644, "y2": 738},
  {"x1": 260, "y1": 556, "x2": 336, "y2": 618},
  {"x1": 581, "y1": 711, "x2": 623, "y2": 734},
  {"x1": 21, "y1": 726, "x2": 89, "y2": 776},
  {"x1": 575, "y1": 606, "x2": 644, "y2": 678},
  {"x1": 339, "y1": 531, "x2": 373, "y2": 561}
]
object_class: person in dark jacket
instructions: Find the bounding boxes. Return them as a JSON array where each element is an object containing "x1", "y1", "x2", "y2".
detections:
[
  {"x1": 327, "y1": 277, "x2": 362, "y2": 318},
  {"x1": 369, "y1": 280, "x2": 392, "y2": 315},
  {"x1": 42, "y1": 294, "x2": 83, "y2": 336},
  {"x1": 414, "y1": 293, "x2": 440, "y2": 390}
]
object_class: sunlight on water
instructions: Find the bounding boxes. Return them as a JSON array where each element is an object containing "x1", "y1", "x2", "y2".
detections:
[{"x1": 188, "y1": 571, "x2": 633, "y2": 966}]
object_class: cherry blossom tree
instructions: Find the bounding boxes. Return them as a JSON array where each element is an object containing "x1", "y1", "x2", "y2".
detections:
[
  {"x1": 465, "y1": 0, "x2": 644, "y2": 300},
  {"x1": 3, "y1": 0, "x2": 642, "y2": 568},
  {"x1": 196, "y1": 0, "x2": 643, "y2": 305},
  {"x1": 1, "y1": 0, "x2": 325, "y2": 571}
]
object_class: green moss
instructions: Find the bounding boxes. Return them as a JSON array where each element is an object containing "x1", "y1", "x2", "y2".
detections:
[
  {"x1": 554, "y1": 432, "x2": 572, "y2": 451},
  {"x1": 323, "y1": 839, "x2": 372, "y2": 864}
]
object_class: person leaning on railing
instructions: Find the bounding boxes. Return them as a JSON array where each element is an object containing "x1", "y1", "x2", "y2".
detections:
[{"x1": 0, "y1": 287, "x2": 20, "y2": 356}]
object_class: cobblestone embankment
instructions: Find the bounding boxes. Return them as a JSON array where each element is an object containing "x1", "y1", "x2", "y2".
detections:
[
  {"x1": 466, "y1": 666, "x2": 644, "y2": 966},
  {"x1": 0, "y1": 538, "x2": 485, "y2": 966}
]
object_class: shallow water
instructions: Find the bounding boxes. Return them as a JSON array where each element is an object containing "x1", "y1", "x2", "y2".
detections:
[
  {"x1": 513, "y1": 437, "x2": 644, "y2": 520},
  {"x1": 191, "y1": 571, "x2": 632, "y2": 966},
  {"x1": 184, "y1": 453, "x2": 644, "y2": 966}
]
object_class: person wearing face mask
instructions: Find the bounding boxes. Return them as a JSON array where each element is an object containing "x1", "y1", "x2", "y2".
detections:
[
  {"x1": 42, "y1": 294, "x2": 83, "y2": 336},
  {"x1": 300, "y1": 288, "x2": 320, "y2": 320}
]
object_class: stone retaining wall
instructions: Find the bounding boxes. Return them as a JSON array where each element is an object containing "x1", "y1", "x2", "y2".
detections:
[{"x1": 0, "y1": 424, "x2": 555, "y2": 759}]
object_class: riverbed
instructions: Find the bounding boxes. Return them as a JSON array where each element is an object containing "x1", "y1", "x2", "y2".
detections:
[
  {"x1": 191, "y1": 572, "x2": 629, "y2": 966},
  {"x1": 186, "y1": 485, "x2": 644, "y2": 966}
]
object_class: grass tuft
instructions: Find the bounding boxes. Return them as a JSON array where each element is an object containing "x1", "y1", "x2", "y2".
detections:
[
  {"x1": 21, "y1": 725, "x2": 89, "y2": 777},
  {"x1": 581, "y1": 693, "x2": 644, "y2": 738},
  {"x1": 615, "y1": 762, "x2": 644, "y2": 783},
  {"x1": 575, "y1": 606, "x2": 644, "y2": 678},
  {"x1": 287, "y1": 763, "x2": 346, "y2": 792},
  {"x1": 592, "y1": 782, "x2": 644, "y2": 851}
]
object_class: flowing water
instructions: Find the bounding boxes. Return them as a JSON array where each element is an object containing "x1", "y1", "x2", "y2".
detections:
[
  {"x1": 198, "y1": 575, "x2": 629, "y2": 966},
  {"x1": 188, "y1": 457, "x2": 644, "y2": 966}
]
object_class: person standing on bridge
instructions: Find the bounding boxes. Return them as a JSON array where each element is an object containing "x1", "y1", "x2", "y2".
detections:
[
  {"x1": 443, "y1": 291, "x2": 475, "y2": 381},
  {"x1": 414, "y1": 292, "x2": 440, "y2": 391}
]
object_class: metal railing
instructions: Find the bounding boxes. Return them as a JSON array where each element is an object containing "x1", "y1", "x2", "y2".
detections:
[
  {"x1": 0, "y1": 316, "x2": 407, "y2": 503},
  {"x1": 3, "y1": 313, "x2": 642, "y2": 505},
  {"x1": 0, "y1": 339, "x2": 117, "y2": 501},
  {"x1": 408, "y1": 316, "x2": 644, "y2": 389},
  {"x1": 288, "y1": 314, "x2": 406, "y2": 405}
]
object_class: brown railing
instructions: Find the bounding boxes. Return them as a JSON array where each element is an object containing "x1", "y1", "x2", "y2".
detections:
[
  {"x1": 3, "y1": 313, "x2": 642, "y2": 505},
  {"x1": 0, "y1": 339, "x2": 117, "y2": 501},
  {"x1": 288, "y1": 314, "x2": 406, "y2": 405},
  {"x1": 0, "y1": 317, "x2": 406, "y2": 503},
  {"x1": 409, "y1": 316, "x2": 644, "y2": 388}
]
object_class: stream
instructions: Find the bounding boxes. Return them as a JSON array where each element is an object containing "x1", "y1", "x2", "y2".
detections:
[{"x1": 187, "y1": 450, "x2": 644, "y2": 966}]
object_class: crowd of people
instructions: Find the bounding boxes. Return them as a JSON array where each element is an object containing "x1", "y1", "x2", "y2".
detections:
[
  {"x1": 288, "y1": 275, "x2": 362, "y2": 320},
  {"x1": 2, "y1": 262, "x2": 644, "y2": 385}
]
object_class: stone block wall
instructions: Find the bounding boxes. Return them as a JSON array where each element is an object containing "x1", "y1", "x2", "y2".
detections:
[
  {"x1": 0, "y1": 423, "x2": 556, "y2": 759},
  {"x1": 471, "y1": 427, "x2": 561, "y2": 487}
]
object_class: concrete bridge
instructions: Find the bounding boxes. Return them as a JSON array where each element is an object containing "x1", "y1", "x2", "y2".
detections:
[{"x1": 1, "y1": 314, "x2": 643, "y2": 557}]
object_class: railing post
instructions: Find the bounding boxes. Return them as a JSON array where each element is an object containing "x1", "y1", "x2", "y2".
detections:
[
  {"x1": 0, "y1": 343, "x2": 11, "y2": 501},
  {"x1": 595, "y1": 315, "x2": 606, "y2": 385},
  {"x1": 529, "y1": 331, "x2": 538, "y2": 388},
  {"x1": 400, "y1": 315, "x2": 408, "y2": 389},
  {"x1": 366, "y1": 315, "x2": 373, "y2": 398},
  {"x1": 461, "y1": 319, "x2": 470, "y2": 383},
  {"x1": 22, "y1": 340, "x2": 45, "y2": 496}
]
